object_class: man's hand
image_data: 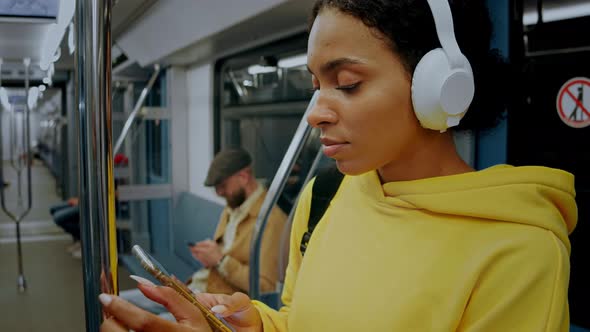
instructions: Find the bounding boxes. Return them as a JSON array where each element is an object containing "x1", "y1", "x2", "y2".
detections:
[{"x1": 190, "y1": 239, "x2": 224, "y2": 268}]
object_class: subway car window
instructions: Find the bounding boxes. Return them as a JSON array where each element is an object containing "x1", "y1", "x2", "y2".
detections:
[
  {"x1": 222, "y1": 53, "x2": 313, "y2": 107},
  {"x1": 216, "y1": 36, "x2": 319, "y2": 213}
]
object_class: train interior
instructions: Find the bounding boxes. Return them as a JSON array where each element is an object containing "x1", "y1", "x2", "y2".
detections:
[{"x1": 0, "y1": 0, "x2": 589, "y2": 331}]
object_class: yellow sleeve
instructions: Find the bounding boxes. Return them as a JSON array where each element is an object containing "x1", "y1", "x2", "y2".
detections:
[
  {"x1": 458, "y1": 231, "x2": 570, "y2": 332},
  {"x1": 252, "y1": 179, "x2": 315, "y2": 332}
]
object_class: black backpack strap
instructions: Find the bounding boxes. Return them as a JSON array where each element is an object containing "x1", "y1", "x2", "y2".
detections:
[{"x1": 300, "y1": 167, "x2": 344, "y2": 256}]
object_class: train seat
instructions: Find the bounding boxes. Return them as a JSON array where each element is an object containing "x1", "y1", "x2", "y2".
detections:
[{"x1": 120, "y1": 191, "x2": 222, "y2": 284}]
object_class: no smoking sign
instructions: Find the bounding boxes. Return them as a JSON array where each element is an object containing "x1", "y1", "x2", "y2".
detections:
[{"x1": 556, "y1": 77, "x2": 590, "y2": 128}]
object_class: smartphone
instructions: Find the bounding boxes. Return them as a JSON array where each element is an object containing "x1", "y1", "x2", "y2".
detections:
[
  {"x1": 131, "y1": 245, "x2": 234, "y2": 332},
  {"x1": 187, "y1": 241, "x2": 196, "y2": 247}
]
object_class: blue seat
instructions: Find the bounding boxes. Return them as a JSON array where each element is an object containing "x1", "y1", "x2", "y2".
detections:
[
  {"x1": 171, "y1": 192, "x2": 223, "y2": 270},
  {"x1": 120, "y1": 191, "x2": 282, "y2": 309},
  {"x1": 120, "y1": 192, "x2": 222, "y2": 283}
]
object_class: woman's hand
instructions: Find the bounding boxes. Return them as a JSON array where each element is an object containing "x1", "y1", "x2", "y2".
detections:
[
  {"x1": 99, "y1": 282, "x2": 262, "y2": 332},
  {"x1": 100, "y1": 284, "x2": 211, "y2": 332},
  {"x1": 194, "y1": 292, "x2": 262, "y2": 332}
]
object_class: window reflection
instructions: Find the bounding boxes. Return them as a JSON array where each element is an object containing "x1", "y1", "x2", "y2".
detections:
[{"x1": 222, "y1": 53, "x2": 313, "y2": 106}]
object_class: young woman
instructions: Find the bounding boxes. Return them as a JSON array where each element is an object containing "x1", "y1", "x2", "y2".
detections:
[{"x1": 100, "y1": 1, "x2": 577, "y2": 331}]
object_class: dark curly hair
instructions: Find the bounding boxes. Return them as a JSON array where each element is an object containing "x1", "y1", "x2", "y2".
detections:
[{"x1": 309, "y1": 0, "x2": 510, "y2": 131}]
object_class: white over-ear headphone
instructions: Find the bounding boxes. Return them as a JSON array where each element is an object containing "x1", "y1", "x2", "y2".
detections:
[{"x1": 411, "y1": 0, "x2": 475, "y2": 132}]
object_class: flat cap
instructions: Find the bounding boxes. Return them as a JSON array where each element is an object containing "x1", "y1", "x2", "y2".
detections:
[{"x1": 204, "y1": 148, "x2": 252, "y2": 187}]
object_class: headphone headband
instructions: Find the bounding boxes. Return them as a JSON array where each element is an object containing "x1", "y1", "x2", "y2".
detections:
[
  {"x1": 411, "y1": 0, "x2": 475, "y2": 131},
  {"x1": 426, "y1": 0, "x2": 463, "y2": 68}
]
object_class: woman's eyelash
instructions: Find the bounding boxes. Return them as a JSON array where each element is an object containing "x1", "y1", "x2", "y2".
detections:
[
  {"x1": 308, "y1": 82, "x2": 361, "y2": 93},
  {"x1": 336, "y1": 82, "x2": 360, "y2": 91}
]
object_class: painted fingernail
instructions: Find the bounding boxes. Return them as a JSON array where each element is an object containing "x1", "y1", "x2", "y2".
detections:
[
  {"x1": 130, "y1": 275, "x2": 156, "y2": 287},
  {"x1": 99, "y1": 293, "x2": 113, "y2": 306},
  {"x1": 211, "y1": 305, "x2": 228, "y2": 314}
]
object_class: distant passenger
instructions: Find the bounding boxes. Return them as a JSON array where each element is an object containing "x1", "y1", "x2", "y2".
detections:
[
  {"x1": 101, "y1": 1, "x2": 577, "y2": 331},
  {"x1": 120, "y1": 148, "x2": 287, "y2": 313},
  {"x1": 50, "y1": 196, "x2": 81, "y2": 258},
  {"x1": 49, "y1": 154, "x2": 128, "y2": 259}
]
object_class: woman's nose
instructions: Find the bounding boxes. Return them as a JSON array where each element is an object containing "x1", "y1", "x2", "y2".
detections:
[{"x1": 307, "y1": 98, "x2": 337, "y2": 128}]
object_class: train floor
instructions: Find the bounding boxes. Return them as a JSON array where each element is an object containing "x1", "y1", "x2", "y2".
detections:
[{"x1": 0, "y1": 161, "x2": 135, "y2": 331}]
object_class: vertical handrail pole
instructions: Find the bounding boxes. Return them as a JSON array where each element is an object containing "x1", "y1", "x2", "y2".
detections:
[
  {"x1": 16, "y1": 112, "x2": 23, "y2": 208},
  {"x1": 0, "y1": 59, "x2": 5, "y2": 220},
  {"x1": 9, "y1": 110, "x2": 17, "y2": 170},
  {"x1": 76, "y1": 0, "x2": 117, "y2": 330},
  {"x1": 249, "y1": 91, "x2": 319, "y2": 299},
  {"x1": 277, "y1": 148, "x2": 324, "y2": 286},
  {"x1": 24, "y1": 60, "x2": 33, "y2": 217},
  {"x1": 13, "y1": 57, "x2": 33, "y2": 292}
]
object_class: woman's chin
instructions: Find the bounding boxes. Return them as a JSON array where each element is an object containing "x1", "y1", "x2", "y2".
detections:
[{"x1": 335, "y1": 159, "x2": 371, "y2": 176}]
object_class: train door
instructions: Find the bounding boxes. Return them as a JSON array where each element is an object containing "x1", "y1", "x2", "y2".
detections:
[
  {"x1": 144, "y1": 74, "x2": 171, "y2": 254},
  {"x1": 508, "y1": 10, "x2": 590, "y2": 328}
]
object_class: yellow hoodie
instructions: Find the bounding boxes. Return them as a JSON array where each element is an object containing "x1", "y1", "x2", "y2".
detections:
[{"x1": 254, "y1": 165, "x2": 577, "y2": 331}]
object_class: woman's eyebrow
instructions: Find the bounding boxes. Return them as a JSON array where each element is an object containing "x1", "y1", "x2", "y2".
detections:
[{"x1": 306, "y1": 57, "x2": 365, "y2": 75}]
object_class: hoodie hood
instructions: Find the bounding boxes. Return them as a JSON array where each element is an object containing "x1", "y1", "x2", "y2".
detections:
[{"x1": 357, "y1": 165, "x2": 577, "y2": 251}]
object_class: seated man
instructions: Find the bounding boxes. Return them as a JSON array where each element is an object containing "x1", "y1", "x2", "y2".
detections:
[
  {"x1": 121, "y1": 148, "x2": 287, "y2": 313},
  {"x1": 188, "y1": 148, "x2": 287, "y2": 294}
]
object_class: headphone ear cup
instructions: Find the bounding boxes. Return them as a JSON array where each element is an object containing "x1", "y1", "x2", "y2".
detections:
[
  {"x1": 412, "y1": 48, "x2": 451, "y2": 131},
  {"x1": 411, "y1": 48, "x2": 475, "y2": 132}
]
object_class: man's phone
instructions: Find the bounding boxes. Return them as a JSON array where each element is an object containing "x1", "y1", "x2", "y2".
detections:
[
  {"x1": 131, "y1": 245, "x2": 234, "y2": 332},
  {"x1": 187, "y1": 241, "x2": 196, "y2": 247}
]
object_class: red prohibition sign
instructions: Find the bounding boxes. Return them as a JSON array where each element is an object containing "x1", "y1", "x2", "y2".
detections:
[{"x1": 556, "y1": 77, "x2": 590, "y2": 128}]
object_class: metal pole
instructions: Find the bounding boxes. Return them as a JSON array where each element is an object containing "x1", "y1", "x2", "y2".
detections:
[
  {"x1": 76, "y1": 0, "x2": 117, "y2": 330},
  {"x1": 9, "y1": 110, "x2": 17, "y2": 170},
  {"x1": 249, "y1": 91, "x2": 319, "y2": 299},
  {"x1": 15, "y1": 58, "x2": 33, "y2": 292},
  {"x1": 277, "y1": 147, "x2": 323, "y2": 285},
  {"x1": 0, "y1": 58, "x2": 34, "y2": 292},
  {"x1": 113, "y1": 64, "x2": 161, "y2": 155}
]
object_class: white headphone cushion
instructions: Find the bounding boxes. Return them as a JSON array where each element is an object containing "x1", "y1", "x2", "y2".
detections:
[
  {"x1": 411, "y1": 48, "x2": 475, "y2": 131},
  {"x1": 411, "y1": 48, "x2": 452, "y2": 131}
]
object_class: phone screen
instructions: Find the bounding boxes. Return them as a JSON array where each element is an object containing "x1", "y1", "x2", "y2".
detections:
[{"x1": 131, "y1": 245, "x2": 234, "y2": 332}]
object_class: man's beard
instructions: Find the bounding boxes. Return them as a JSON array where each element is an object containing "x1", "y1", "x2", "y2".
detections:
[{"x1": 227, "y1": 188, "x2": 247, "y2": 209}]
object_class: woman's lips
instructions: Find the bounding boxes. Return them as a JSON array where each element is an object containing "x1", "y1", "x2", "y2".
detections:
[{"x1": 320, "y1": 137, "x2": 348, "y2": 157}]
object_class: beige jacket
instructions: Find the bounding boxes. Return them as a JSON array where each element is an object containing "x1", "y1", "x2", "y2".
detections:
[{"x1": 206, "y1": 190, "x2": 287, "y2": 295}]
